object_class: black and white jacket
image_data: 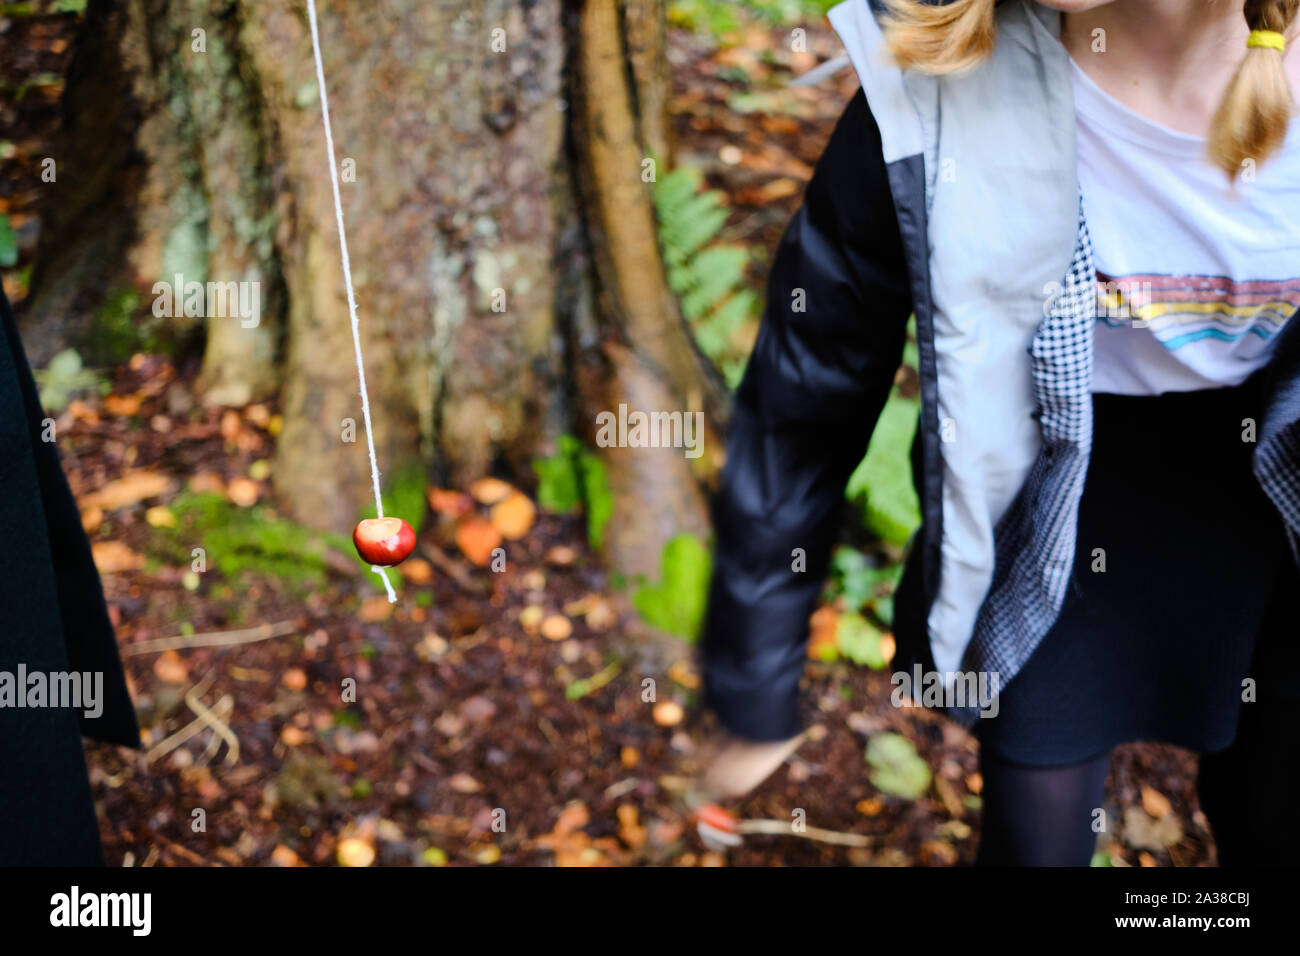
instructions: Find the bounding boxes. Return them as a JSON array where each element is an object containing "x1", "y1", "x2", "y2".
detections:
[{"x1": 701, "y1": 0, "x2": 1300, "y2": 738}]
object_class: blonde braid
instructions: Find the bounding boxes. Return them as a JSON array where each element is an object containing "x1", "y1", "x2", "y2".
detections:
[
  {"x1": 881, "y1": 0, "x2": 997, "y2": 75},
  {"x1": 1208, "y1": 0, "x2": 1298, "y2": 178}
]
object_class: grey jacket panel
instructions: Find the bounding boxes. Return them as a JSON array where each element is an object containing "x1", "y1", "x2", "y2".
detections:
[{"x1": 831, "y1": 0, "x2": 1081, "y2": 679}]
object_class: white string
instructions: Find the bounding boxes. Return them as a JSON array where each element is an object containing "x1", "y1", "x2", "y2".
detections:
[
  {"x1": 305, "y1": 0, "x2": 395, "y2": 601},
  {"x1": 371, "y1": 564, "x2": 395, "y2": 600}
]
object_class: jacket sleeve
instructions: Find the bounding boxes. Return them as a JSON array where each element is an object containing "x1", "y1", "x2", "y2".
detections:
[{"x1": 700, "y1": 89, "x2": 913, "y2": 741}]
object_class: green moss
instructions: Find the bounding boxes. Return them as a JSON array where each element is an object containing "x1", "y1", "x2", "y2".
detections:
[
  {"x1": 333, "y1": 710, "x2": 362, "y2": 731},
  {"x1": 87, "y1": 289, "x2": 143, "y2": 363},
  {"x1": 668, "y1": 0, "x2": 839, "y2": 35},
  {"x1": 88, "y1": 285, "x2": 199, "y2": 363},
  {"x1": 149, "y1": 491, "x2": 351, "y2": 594}
]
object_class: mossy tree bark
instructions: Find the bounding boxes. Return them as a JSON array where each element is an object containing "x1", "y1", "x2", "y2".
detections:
[{"x1": 21, "y1": 0, "x2": 723, "y2": 575}]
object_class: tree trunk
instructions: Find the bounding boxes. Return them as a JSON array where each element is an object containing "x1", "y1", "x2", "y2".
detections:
[
  {"x1": 567, "y1": 0, "x2": 726, "y2": 575},
  {"x1": 21, "y1": 0, "x2": 722, "y2": 575}
]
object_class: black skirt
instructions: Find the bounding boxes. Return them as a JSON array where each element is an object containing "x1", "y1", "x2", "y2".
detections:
[{"x1": 976, "y1": 370, "x2": 1298, "y2": 767}]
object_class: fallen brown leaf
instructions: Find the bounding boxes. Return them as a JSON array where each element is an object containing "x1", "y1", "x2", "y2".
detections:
[
  {"x1": 401, "y1": 557, "x2": 434, "y2": 584},
  {"x1": 585, "y1": 599, "x2": 615, "y2": 630},
  {"x1": 468, "y1": 477, "x2": 514, "y2": 505},
  {"x1": 102, "y1": 392, "x2": 145, "y2": 417},
  {"x1": 145, "y1": 505, "x2": 176, "y2": 528},
  {"x1": 807, "y1": 604, "x2": 838, "y2": 660},
  {"x1": 81, "y1": 470, "x2": 171, "y2": 511},
  {"x1": 540, "y1": 614, "x2": 572, "y2": 641},
  {"x1": 545, "y1": 545, "x2": 577, "y2": 566},
  {"x1": 280, "y1": 726, "x2": 310, "y2": 747},
  {"x1": 358, "y1": 595, "x2": 394, "y2": 623},
  {"x1": 489, "y1": 491, "x2": 536, "y2": 540},
  {"x1": 455, "y1": 517, "x2": 502, "y2": 567},
  {"x1": 189, "y1": 472, "x2": 226, "y2": 495},
  {"x1": 472, "y1": 844, "x2": 501, "y2": 865},
  {"x1": 219, "y1": 410, "x2": 242, "y2": 442},
  {"x1": 270, "y1": 844, "x2": 306, "y2": 866},
  {"x1": 226, "y1": 477, "x2": 260, "y2": 507},
  {"x1": 80, "y1": 506, "x2": 103, "y2": 533},
  {"x1": 91, "y1": 540, "x2": 145, "y2": 574},
  {"x1": 880, "y1": 632, "x2": 897, "y2": 664},
  {"x1": 1141, "y1": 785, "x2": 1173, "y2": 819},
  {"x1": 66, "y1": 400, "x2": 98, "y2": 425},
  {"x1": 153, "y1": 650, "x2": 189, "y2": 685},
  {"x1": 519, "y1": 604, "x2": 544, "y2": 634},
  {"x1": 427, "y1": 487, "x2": 474, "y2": 518},
  {"x1": 337, "y1": 837, "x2": 376, "y2": 867},
  {"x1": 652, "y1": 700, "x2": 684, "y2": 727},
  {"x1": 618, "y1": 804, "x2": 647, "y2": 848},
  {"x1": 449, "y1": 773, "x2": 483, "y2": 794}
]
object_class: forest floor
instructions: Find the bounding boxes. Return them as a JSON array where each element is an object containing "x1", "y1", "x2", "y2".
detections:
[{"x1": 1, "y1": 1, "x2": 1216, "y2": 866}]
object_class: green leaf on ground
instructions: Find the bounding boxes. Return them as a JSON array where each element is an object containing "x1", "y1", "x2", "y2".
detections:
[
  {"x1": 836, "y1": 612, "x2": 889, "y2": 670},
  {"x1": 865, "y1": 732, "x2": 931, "y2": 800},
  {"x1": 633, "y1": 533, "x2": 712, "y2": 642},
  {"x1": 846, "y1": 391, "x2": 921, "y2": 547},
  {"x1": 532, "y1": 435, "x2": 613, "y2": 551},
  {"x1": 33, "y1": 348, "x2": 104, "y2": 412}
]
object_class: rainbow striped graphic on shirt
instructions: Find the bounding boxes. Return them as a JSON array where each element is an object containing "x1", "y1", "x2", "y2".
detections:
[{"x1": 1096, "y1": 272, "x2": 1300, "y2": 351}]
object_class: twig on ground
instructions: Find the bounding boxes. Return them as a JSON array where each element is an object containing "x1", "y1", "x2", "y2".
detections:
[
  {"x1": 158, "y1": 837, "x2": 207, "y2": 865},
  {"x1": 143, "y1": 698, "x2": 232, "y2": 764},
  {"x1": 143, "y1": 673, "x2": 232, "y2": 764},
  {"x1": 735, "y1": 819, "x2": 873, "y2": 847},
  {"x1": 185, "y1": 680, "x2": 239, "y2": 765},
  {"x1": 122, "y1": 620, "x2": 296, "y2": 656},
  {"x1": 537, "y1": 716, "x2": 565, "y2": 750}
]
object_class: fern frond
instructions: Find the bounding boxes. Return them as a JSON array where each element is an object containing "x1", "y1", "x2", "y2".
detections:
[{"x1": 652, "y1": 163, "x2": 760, "y2": 372}]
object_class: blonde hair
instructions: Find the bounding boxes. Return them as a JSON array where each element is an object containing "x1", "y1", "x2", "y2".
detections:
[
  {"x1": 881, "y1": 0, "x2": 1298, "y2": 179},
  {"x1": 1208, "y1": 0, "x2": 1298, "y2": 178},
  {"x1": 881, "y1": 0, "x2": 996, "y2": 75}
]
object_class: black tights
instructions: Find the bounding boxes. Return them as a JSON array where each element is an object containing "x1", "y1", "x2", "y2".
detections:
[
  {"x1": 978, "y1": 734, "x2": 1299, "y2": 866},
  {"x1": 976, "y1": 748, "x2": 1110, "y2": 866}
]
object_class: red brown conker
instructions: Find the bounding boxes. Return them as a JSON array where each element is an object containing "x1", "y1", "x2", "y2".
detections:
[{"x1": 353, "y1": 517, "x2": 416, "y2": 567}]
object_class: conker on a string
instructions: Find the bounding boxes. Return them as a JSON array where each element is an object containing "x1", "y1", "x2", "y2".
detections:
[{"x1": 352, "y1": 517, "x2": 416, "y2": 566}]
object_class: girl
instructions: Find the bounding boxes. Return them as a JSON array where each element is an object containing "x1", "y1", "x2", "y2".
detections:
[
  {"x1": 697, "y1": 0, "x2": 1300, "y2": 865},
  {"x1": 0, "y1": 285, "x2": 138, "y2": 865}
]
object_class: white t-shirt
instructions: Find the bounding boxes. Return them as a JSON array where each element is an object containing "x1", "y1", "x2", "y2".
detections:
[{"x1": 1072, "y1": 57, "x2": 1300, "y2": 395}]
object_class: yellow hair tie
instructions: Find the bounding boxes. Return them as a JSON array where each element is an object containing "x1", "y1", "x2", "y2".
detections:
[{"x1": 1247, "y1": 29, "x2": 1286, "y2": 52}]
